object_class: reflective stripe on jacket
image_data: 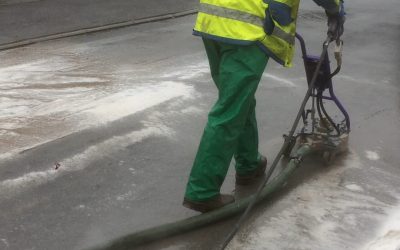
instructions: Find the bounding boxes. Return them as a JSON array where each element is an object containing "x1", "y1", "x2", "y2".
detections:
[{"x1": 193, "y1": 0, "x2": 339, "y2": 67}]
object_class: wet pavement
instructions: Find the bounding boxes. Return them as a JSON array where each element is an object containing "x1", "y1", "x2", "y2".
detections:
[
  {"x1": 0, "y1": 0, "x2": 399, "y2": 250},
  {"x1": 0, "y1": 0, "x2": 196, "y2": 44}
]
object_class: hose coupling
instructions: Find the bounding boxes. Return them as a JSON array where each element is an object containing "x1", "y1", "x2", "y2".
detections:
[{"x1": 289, "y1": 155, "x2": 303, "y2": 165}]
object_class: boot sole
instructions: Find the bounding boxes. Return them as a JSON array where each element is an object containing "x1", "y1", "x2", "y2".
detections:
[
  {"x1": 235, "y1": 160, "x2": 268, "y2": 185},
  {"x1": 182, "y1": 196, "x2": 235, "y2": 213},
  {"x1": 182, "y1": 200, "x2": 210, "y2": 213}
]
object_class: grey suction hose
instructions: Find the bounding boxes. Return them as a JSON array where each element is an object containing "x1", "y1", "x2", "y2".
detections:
[
  {"x1": 219, "y1": 36, "x2": 332, "y2": 249},
  {"x1": 84, "y1": 146, "x2": 312, "y2": 250}
]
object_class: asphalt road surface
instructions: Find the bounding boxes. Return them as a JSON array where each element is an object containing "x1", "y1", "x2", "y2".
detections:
[
  {"x1": 0, "y1": 0, "x2": 196, "y2": 44},
  {"x1": 0, "y1": 0, "x2": 399, "y2": 250}
]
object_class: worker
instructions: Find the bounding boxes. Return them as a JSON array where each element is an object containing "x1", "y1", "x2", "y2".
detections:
[{"x1": 183, "y1": 0, "x2": 345, "y2": 213}]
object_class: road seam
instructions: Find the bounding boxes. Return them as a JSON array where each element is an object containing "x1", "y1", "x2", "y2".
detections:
[{"x1": 0, "y1": 9, "x2": 197, "y2": 51}]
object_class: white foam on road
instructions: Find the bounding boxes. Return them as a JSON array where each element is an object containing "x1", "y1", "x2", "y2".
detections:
[
  {"x1": 365, "y1": 150, "x2": 380, "y2": 161},
  {"x1": 227, "y1": 152, "x2": 391, "y2": 250},
  {"x1": 0, "y1": 80, "x2": 194, "y2": 158},
  {"x1": 0, "y1": 238, "x2": 9, "y2": 248},
  {"x1": 0, "y1": 65, "x2": 197, "y2": 197},
  {"x1": 345, "y1": 183, "x2": 364, "y2": 192},
  {"x1": 364, "y1": 205, "x2": 400, "y2": 250},
  {"x1": 0, "y1": 48, "x2": 203, "y2": 197},
  {"x1": 162, "y1": 61, "x2": 298, "y2": 89},
  {"x1": 83, "y1": 81, "x2": 194, "y2": 124},
  {"x1": 0, "y1": 126, "x2": 170, "y2": 199},
  {"x1": 0, "y1": 45, "x2": 200, "y2": 157},
  {"x1": 160, "y1": 60, "x2": 209, "y2": 81},
  {"x1": 0, "y1": 57, "x2": 89, "y2": 88},
  {"x1": 337, "y1": 75, "x2": 377, "y2": 86},
  {"x1": 263, "y1": 73, "x2": 296, "y2": 87}
]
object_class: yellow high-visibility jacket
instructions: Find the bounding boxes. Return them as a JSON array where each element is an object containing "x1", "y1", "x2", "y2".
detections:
[{"x1": 194, "y1": 0, "x2": 340, "y2": 67}]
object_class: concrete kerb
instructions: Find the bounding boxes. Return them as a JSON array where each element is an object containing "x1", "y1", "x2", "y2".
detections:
[{"x1": 0, "y1": 9, "x2": 197, "y2": 51}]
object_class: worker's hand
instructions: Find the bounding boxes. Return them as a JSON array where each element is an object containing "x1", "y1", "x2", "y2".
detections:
[{"x1": 326, "y1": 1, "x2": 345, "y2": 41}]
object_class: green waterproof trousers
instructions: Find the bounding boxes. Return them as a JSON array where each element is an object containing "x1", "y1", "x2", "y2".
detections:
[{"x1": 185, "y1": 38, "x2": 269, "y2": 201}]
